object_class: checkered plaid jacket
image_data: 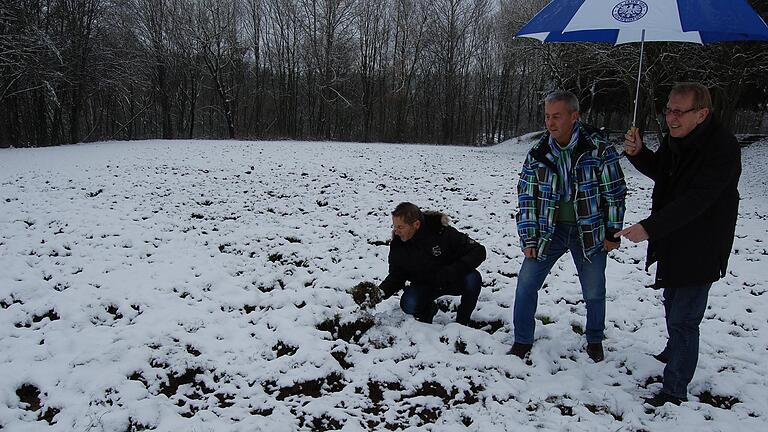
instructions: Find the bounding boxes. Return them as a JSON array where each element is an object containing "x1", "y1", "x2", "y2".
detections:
[{"x1": 516, "y1": 122, "x2": 627, "y2": 260}]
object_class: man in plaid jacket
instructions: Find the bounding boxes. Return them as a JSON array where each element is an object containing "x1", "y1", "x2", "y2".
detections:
[{"x1": 511, "y1": 90, "x2": 627, "y2": 362}]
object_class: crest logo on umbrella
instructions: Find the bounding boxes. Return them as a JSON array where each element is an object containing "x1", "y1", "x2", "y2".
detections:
[{"x1": 612, "y1": 0, "x2": 648, "y2": 23}]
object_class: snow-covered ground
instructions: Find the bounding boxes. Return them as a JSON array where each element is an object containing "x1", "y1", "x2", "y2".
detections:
[{"x1": 1, "y1": 135, "x2": 767, "y2": 432}]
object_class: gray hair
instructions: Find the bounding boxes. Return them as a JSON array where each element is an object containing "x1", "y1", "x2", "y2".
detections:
[
  {"x1": 545, "y1": 90, "x2": 580, "y2": 113},
  {"x1": 670, "y1": 82, "x2": 712, "y2": 110}
]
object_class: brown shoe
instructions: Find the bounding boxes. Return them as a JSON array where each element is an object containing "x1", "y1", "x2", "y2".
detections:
[
  {"x1": 508, "y1": 342, "x2": 532, "y2": 359},
  {"x1": 587, "y1": 343, "x2": 604, "y2": 362}
]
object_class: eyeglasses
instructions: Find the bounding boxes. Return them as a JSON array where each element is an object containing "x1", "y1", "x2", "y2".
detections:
[{"x1": 663, "y1": 107, "x2": 699, "y2": 117}]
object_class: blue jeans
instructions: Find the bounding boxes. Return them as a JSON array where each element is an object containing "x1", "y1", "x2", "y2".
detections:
[
  {"x1": 660, "y1": 283, "x2": 711, "y2": 399},
  {"x1": 514, "y1": 223, "x2": 607, "y2": 344},
  {"x1": 400, "y1": 270, "x2": 482, "y2": 323}
]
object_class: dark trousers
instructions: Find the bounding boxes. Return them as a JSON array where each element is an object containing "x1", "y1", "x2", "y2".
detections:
[
  {"x1": 400, "y1": 270, "x2": 482, "y2": 323},
  {"x1": 660, "y1": 283, "x2": 712, "y2": 399}
]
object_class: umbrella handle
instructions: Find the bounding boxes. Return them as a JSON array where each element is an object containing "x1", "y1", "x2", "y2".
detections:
[{"x1": 632, "y1": 29, "x2": 646, "y2": 128}]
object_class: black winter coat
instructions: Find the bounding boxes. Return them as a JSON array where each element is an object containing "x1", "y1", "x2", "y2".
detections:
[
  {"x1": 627, "y1": 116, "x2": 741, "y2": 288},
  {"x1": 379, "y1": 212, "x2": 486, "y2": 297}
]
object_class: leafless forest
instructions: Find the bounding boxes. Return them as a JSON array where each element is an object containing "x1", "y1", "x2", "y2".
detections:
[{"x1": 1, "y1": 0, "x2": 766, "y2": 147}]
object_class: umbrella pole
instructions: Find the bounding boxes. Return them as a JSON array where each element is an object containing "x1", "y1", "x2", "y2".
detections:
[{"x1": 632, "y1": 29, "x2": 646, "y2": 128}]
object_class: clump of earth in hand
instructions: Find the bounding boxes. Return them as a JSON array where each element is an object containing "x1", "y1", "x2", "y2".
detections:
[{"x1": 350, "y1": 281, "x2": 381, "y2": 310}]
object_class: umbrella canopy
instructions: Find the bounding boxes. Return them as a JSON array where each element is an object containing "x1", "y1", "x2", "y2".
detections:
[
  {"x1": 517, "y1": 0, "x2": 768, "y2": 44},
  {"x1": 516, "y1": 0, "x2": 768, "y2": 126}
]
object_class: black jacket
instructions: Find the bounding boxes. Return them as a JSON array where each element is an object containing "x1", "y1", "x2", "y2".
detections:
[
  {"x1": 379, "y1": 211, "x2": 486, "y2": 297},
  {"x1": 627, "y1": 116, "x2": 741, "y2": 288}
]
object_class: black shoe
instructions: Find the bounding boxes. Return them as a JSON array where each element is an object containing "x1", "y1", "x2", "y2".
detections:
[
  {"x1": 415, "y1": 302, "x2": 439, "y2": 324},
  {"x1": 587, "y1": 342, "x2": 604, "y2": 363},
  {"x1": 653, "y1": 351, "x2": 669, "y2": 364},
  {"x1": 644, "y1": 391, "x2": 687, "y2": 408},
  {"x1": 456, "y1": 316, "x2": 471, "y2": 326},
  {"x1": 508, "y1": 342, "x2": 532, "y2": 359}
]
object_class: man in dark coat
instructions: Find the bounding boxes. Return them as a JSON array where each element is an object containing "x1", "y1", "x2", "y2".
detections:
[
  {"x1": 379, "y1": 202, "x2": 486, "y2": 325},
  {"x1": 620, "y1": 82, "x2": 741, "y2": 408}
]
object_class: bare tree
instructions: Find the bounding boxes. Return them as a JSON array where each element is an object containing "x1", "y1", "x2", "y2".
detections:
[
  {"x1": 189, "y1": 0, "x2": 243, "y2": 138},
  {"x1": 262, "y1": 0, "x2": 301, "y2": 136},
  {"x1": 297, "y1": 0, "x2": 356, "y2": 139},
  {"x1": 132, "y1": 0, "x2": 176, "y2": 138},
  {"x1": 388, "y1": 0, "x2": 427, "y2": 142},
  {"x1": 424, "y1": 0, "x2": 490, "y2": 144},
  {"x1": 243, "y1": 0, "x2": 265, "y2": 135},
  {"x1": 58, "y1": 0, "x2": 104, "y2": 144},
  {"x1": 354, "y1": 0, "x2": 389, "y2": 141}
]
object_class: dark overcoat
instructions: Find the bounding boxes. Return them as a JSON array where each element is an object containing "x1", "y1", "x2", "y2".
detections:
[{"x1": 628, "y1": 116, "x2": 741, "y2": 288}]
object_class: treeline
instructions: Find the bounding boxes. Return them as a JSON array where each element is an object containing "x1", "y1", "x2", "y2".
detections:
[{"x1": 1, "y1": 0, "x2": 767, "y2": 148}]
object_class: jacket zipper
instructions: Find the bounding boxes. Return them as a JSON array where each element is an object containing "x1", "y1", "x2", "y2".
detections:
[{"x1": 571, "y1": 150, "x2": 592, "y2": 262}]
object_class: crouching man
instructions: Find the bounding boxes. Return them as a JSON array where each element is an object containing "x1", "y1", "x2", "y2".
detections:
[{"x1": 378, "y1": 202, "x2": 486, "y2": 325}]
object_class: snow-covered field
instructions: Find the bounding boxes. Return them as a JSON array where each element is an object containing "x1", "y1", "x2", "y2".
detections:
[{"x1": 1, "y1": 136, "x2": 767, "y2": 432}]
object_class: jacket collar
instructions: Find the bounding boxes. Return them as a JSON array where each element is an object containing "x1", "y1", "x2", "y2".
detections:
[
  {"x1": 668, "y1": 114, "x2": 713, "y2": 155},
  {"x1": 531, "y1": 122, "x2": 598, "y2": 170},
  {"x1": 395, "y1": 211, "x2": 447, "y2": 244}
]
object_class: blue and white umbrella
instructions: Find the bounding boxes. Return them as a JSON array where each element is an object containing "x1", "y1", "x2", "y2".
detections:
[{"x1": 517, "y1": 0, "x2": 768, "y2": 125}]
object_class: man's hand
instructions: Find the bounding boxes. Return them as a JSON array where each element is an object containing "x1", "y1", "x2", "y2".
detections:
[
  {"x1": 624, "y1": 127, "x2": 643, "y2": 157},
  {"x1": 603, "y1": 239, "x2": 620, "y2": 252},
  {"x1": 616, "y1": 224, "x2": 649, "y2": 243},
  {"x1": 523, "y1": 248, "x2": 537, "y2": 259}
]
